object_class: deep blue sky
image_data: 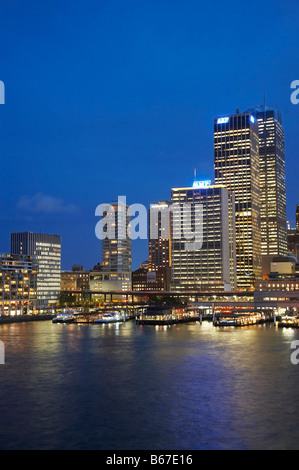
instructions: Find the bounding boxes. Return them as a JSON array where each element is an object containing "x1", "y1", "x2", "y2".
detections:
[{"x1": 0, "y1": 0, "x2": 298, "y2": 270}]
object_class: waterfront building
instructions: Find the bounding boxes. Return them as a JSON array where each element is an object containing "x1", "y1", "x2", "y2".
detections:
[
  {"x1": 170, "y1": 183, "x2": 237, "y2": 292},
  {"x1": 0, "y1": 253, "x2": 37, "y2": 315},
  {"x1": 247, "y1": 105, "x2": 287, "y2": 274},
  {"x1": 61, "y1": 266, "x2": 90, "y2": 291},
  {"x1": 101, "y1": 202, "x2": 132, "y2": 291},
  {"x1": 254, "y1": 278, "x2": 299, "y2": 311},
  {"x1": 214, "y1": 110, "x2": 262, "y2": 289},
  {"x1": 132, "y1": 266, "x2": 171, "y2": 291},
  {"x1": 148, "y1": 201, "x2": 171, "y2": 272},
  {"x1": 11, "y1": 232, "x2": 61, "y2": 309}
]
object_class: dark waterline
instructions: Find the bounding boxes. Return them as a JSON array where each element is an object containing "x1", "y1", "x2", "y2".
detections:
[{"x1": 0, "y1": 320, "x2": 298, "y2": 450}]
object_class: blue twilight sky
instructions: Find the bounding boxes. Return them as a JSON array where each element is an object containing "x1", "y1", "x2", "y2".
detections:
[{"x1": 0, "y1": 0, "x2": 298, "y2": 270}]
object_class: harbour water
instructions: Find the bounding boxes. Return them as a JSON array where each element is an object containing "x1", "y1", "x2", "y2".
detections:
[{"x1": 0, "y1": 320, "x2": 298, "y2": 450}]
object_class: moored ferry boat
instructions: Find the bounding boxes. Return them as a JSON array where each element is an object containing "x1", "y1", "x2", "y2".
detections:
[
  {"x1": 94, "y1": 312, "x2": 123, "y2": 324},
  {"x1": 52, "y1": 312, "x2": 75, "y2": 324},
  {"x1": 214, "y1": 312, "x2": 269, "y2": 327},
  {"x1": 277, "y1": 314, "x2": 299, "y2": 328}
]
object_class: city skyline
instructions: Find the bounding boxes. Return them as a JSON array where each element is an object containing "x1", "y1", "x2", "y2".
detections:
[{"x1": 0, "y1": 0, "x2": 299, "y2": 271}]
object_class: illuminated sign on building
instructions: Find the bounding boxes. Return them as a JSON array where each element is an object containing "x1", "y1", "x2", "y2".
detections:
[
  {"x1": 250, "y1": 115, "x2": 255, "y2": 123},
  {"x1": 217, "y1": 117, "x2": 229, "y2": 124},
  {"x1": 192, "y1": 180, "x2": 212, "y2": 189}
]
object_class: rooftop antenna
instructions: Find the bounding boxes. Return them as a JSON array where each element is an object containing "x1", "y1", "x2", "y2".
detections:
[{"x1": 194, "y1": 167, "x2": 197, "y2": 183}]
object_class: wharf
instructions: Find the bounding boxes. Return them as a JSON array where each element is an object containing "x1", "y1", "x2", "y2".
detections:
[{"x1": 0, "y1": 314, "x2": 55, "y2": 324}]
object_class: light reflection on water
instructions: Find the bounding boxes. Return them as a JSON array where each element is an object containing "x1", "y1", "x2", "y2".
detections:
[{"x1": 0, "y1": 320, "x2": 298, "y2": 450}]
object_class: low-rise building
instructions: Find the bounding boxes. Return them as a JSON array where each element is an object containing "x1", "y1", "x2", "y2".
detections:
[
  {"x1": 132, "y1": 266, "x2": 171, "y2": 291},
  {"x1": 0, "y1": 253, "x2": 37, "y2": 315}
]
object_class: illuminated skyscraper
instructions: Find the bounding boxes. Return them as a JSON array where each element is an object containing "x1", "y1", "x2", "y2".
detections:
[
  {"x1": 101, "y1": 201, "x2": 132, "y2": 291},
  {"x1": 214, "y1": 111, "x2": 262, "y2": 290},
  {"x1": 11, "y1": 232, "x2": 61, "y2": 309},
  {"x1": 247, "y1": 105, "x2": 287, "y2": 273},
  {"x1": 148, "y1": 201, "x2": 171, "y2": 271},
  {"x1": 170, "y1": 183, "x2": 237, "y2": 291}
]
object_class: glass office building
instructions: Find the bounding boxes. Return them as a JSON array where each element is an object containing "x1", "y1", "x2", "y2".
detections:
[
  {"x1": 11, "y1": 232, "x2": 61, "y2": 309},
  {"x1": 170, "y1": 184, "x2": 236, "y2": 291},
  {"x1": 101, "y1": 202, "x2": 132, "y2": 291},
  {"x1": 148, "y1": 201, "x2": 171, "y2": 271},
  {"x1": 214, "y1": 111, "x2": 262, "y2": 290},
  {"x1": 247, "y1": 105, "x2": 287, "y2": 272}
]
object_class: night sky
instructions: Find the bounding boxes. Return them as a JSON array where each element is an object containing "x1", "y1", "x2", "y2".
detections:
[{"x1": 0, "y1": 0, "x2": 298, "y2": 270}]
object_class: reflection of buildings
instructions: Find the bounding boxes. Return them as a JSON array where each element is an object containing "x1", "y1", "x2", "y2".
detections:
[
  {"x1": 170, "y1": 183, "x2": 236, "y2": 292},
  {"x1": 214, "y1": 111, "x2": 262, "y2": 289},
  {"x1": 0, "y1": 253, "x2": 37, "y2": 315},
  {"x1": 11, "y1": 232, "x2": 61, "y2": 309}
]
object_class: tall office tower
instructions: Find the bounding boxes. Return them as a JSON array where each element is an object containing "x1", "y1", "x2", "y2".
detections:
[
  {"x1": 101, "y1": 201, "x2": 132, "y2": 291},
  {"x1": 214, "y1": 111, "x2": 262, "y2": 290},
  {"x1": 170, "y1": 182, "x2": 237, "y2": 292},
  {"x1": 11, "y1": 232, "x2": 61, "y2": 309},
  {"x1": 148, "y1": 201, "x2": 171, "y2": 271},
  {"x1": 247, "y1": 105, "x2": 287, "y2": 273},
  {"x1": 287, "y1": 205, "x2": 299, "y2": 260}
]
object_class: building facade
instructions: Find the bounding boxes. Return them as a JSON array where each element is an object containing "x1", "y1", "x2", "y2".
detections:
[
  {"x1": 101, "y1": 202, "x2": 132, "y2": 291},
  {"x1": 0, "y1": 253, "x2": 37, "y2": 315},
  {"x1": 61, "y1": 267, "x2": 90, "y2": 291},
  {"x1": 11, "y1": 232, "x2": 61, "y2": 309},
  {"x1": 170, "y1": 183, "x2": 236, "y2": 292},
  {"x1": 247, "y1": 105, "x2": 287, "y2": 273},
  {"x1": 214, "y1": 111, "x2": 262, "y2": 289},
  {"x1": 132, "y1": 266, "x2": 171, "y2": 292},
  {"x1": 148, "y1": 201, "x2": 171, "y2": 272}
]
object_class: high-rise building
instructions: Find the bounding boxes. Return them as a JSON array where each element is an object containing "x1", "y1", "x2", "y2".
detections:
[
  {"x1": 214, "y1": 110, "x2": 262, "y2": 289},
  {"x1": 0, "y1": 253, "x2": 37, "y2": 315},
  {"x1": 170, "y1": 183, "x2": 236, "y2": 292},
  {"x1": 101, "y1": 201, "x2": 132, "y2": 291},
  {"x1": 148, "y1": 201, "x2": 171, "y2": 271},
  {"x1": 247, "y1": 105, "x2": 287, "y2": 271},
  {"x1": 11, "y1": 232, "x2": 61, "y2": 309},
  {"x1": 287, "y1": 205, "x2": 299, "y2": 260}
]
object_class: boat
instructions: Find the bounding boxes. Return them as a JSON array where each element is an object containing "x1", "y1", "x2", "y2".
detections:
[
  {"x1": 52, "y1": 313, "x2": 75, "y2": 324},
  {"x1": 277, "y1": 315, "x2": 299, "y2": 328},
  {"x1": 94, "y1": 312, "x2": 124, "y2": 324}
]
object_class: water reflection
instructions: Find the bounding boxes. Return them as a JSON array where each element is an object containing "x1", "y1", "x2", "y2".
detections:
[{"x1": 0, "y1": 320, "x2": 298, "y2": 449}]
